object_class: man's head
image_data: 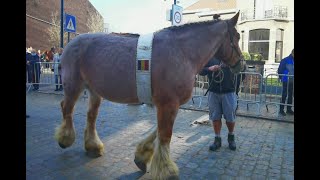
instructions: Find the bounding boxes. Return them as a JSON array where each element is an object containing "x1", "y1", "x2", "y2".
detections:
[{"x1": 51, "y1": 47, "x2": 56, "y2": 53}]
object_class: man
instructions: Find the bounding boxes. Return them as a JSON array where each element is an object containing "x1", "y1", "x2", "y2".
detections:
[
  {"x1": 199, "y1": 57, "x2": 238, "y2": 151},
  {"x1": 277, "y1": 49, "x2": 294, "y2": 116},
  {"x1": 53, "y1": 48, "x2": 63, "y2": 91},
  {"x1": 29, "y1": 48, "x2": 41, "y2": 90}
]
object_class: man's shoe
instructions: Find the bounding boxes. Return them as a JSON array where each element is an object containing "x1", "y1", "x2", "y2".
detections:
[
  {"x1": 209, "y1": 137, "x2": 221, "y2": 151},
  {"x1": 279, "y1": 110, "x2": 286, "y2": 116},
  {"x1": 26, "y1": 115, "x2": 30, "y2": 118},
  {"x1": 287, "y1": 109, "x2": 294, "y2": 115},
  {"x1": 228, "y1": 134, "x2": 236, "y2": 150}
]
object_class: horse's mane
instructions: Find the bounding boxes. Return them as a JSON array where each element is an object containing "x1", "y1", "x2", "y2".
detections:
[
  {"x1": 156, "y1": 19, "x2": 222, "y2": 33},
  {"x1": 110, "y1": 32, "x2": 140, "y2": 38},
  {"x1": 109, "y1": 19, "x2": 222, "y2": 36}
]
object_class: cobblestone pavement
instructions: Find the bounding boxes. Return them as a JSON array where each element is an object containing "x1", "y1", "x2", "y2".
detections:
[{"x1": 26, "y1": 92, "x2": 294, "y2": 180}]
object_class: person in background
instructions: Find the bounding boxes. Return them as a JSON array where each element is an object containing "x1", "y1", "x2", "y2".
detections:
[
  {"x1": 29, "y1": 48, "x2": 41, "y2": 90},
  {"x1": 53, "y1": 48, "x2": 63, "y2": 91},
  {"x1": 277, "y1": 49, "x2": 294, "y2": 116}
]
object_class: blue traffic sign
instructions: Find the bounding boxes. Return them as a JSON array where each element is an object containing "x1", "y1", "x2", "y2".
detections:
[{"x1": 65, "y1": 13, "x2": 76, "y2": 33}]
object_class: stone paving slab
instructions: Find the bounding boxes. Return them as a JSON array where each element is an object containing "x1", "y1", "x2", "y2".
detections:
[{"x1": 26, "y1": 92, "x2": 294, "y2": 180}]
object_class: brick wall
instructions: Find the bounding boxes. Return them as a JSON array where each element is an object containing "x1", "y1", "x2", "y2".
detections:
[{"x1": 26, "y1": 0, "x2": 102, "y2": 51}]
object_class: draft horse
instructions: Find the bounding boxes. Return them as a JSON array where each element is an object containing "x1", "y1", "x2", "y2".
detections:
[{"x1": 55, "y1": 12, "x2": 243, "y2": 179}]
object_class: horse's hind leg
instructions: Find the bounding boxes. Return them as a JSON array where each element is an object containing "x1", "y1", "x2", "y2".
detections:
[
  {"x1": 84, "y1": 89, "x2": 104, "y2": 158},
  {"x1": 54, "y1": 81, "x2": 84, "y2": 148},
  {"x1": 150, "y1": 102, "x2": 180, "y2": 180},
  {"x1": 134, "y1": 129, "x2": 157, "y2": 172}
]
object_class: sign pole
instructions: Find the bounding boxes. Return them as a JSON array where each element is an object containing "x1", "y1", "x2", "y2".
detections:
[
  {"x1": 172, "y1": 0, "x2": 176, "y2": 25},
  {"x1": 68, "y1": 32, "x2": 70, "y2": 43},
  {"x1": 60, "y1": 0, "x2": 64, "y2": 48}
]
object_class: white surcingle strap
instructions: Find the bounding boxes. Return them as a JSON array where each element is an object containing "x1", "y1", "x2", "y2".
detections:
[{"x1": 136, "y1": 33, "x2": 154, "y2": 104}]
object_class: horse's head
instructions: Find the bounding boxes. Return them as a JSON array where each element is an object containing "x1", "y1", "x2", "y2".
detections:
[{"x1": 215, "y1": 12, "x2": 245, "y2": 74}]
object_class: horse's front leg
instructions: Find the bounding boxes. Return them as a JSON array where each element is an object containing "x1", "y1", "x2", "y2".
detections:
[
  {"x1": 134, "y1": 129, "x2": 157, "y2": 172},
  {"x1": 150, "y1": 102, "x2": 180, "y2": 180}
]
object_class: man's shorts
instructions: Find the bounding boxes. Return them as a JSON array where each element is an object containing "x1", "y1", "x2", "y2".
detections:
[{"x1": 208, "y1": 91, "x2": 237, "y2": 122}]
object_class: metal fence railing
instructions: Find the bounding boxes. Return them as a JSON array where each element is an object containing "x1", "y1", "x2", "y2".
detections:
[
  {"x1": 181, "y1": 71, "x2": 294, "y2": 122},
  {"x1": 26, "y1": 62, "x2": 88, "y2": 99}
]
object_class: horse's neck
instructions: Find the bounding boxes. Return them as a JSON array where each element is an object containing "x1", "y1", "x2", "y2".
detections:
[{"x1": 174, "y1": 25, "x2": 225, "y2": 74}]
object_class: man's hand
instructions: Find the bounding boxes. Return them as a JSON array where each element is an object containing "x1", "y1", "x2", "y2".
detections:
[{"x1": 208, "y1": 65, "x2": 220, "y2": 72}]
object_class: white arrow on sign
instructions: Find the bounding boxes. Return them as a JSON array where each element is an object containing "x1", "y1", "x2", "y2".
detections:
[{"x1": 67, "y1": 19, "x2": 75, "y2": 31}]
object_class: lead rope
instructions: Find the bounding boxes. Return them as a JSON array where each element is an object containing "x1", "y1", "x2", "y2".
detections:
[{"x1": 204, "y1": 61, "x2": 224, "y2": 96}]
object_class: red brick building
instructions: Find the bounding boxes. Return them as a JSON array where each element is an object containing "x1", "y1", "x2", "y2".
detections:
[{"x1": 26, "y1": 0, "x2": 102, "y2": 51}]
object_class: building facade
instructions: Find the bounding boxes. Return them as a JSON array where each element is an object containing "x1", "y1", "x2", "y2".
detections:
[
  {"x1": 26, "y1": 0, "x2": 103, "y2": 51},
  {"x1": 183, "y1": 0, "x2": 294, "y2": 69}
]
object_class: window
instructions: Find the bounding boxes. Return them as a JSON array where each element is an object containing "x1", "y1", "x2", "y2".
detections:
[
  {"x1": 254, "y1": 0, "x2": 273, "y2": 19},
  {"x1": 248, "y1": 29, "x2": 270, "y2": 60},
  {"x1": 275, "y1": 29, "x2": 284, "y2": 62}
]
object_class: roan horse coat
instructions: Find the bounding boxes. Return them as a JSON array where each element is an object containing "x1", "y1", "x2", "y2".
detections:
[{"x1": 55, "y1": 12, "x2": 243, "y2": 179}]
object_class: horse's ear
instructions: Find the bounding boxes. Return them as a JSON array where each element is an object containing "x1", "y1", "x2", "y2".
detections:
[{"x1": 229, "y1": 11, "x2": 240, "y2": 27}]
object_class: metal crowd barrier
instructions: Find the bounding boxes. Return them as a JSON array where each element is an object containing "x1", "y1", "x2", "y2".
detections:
[
  {"x1": 263, "y1": 73, "x2": 294, "y2": 114},
  {"x1": 26, "y1": 62, "x2": 88, "y2": 99},
  {"x1": 191, "y1": 75, "x2": 209, "y2": 108},
  {"x1": 187, "y1": 71, "x2": 294, "y2": 122},
  {"x1": 236, "y1": 72, "x2": 263, "y2": 114}
]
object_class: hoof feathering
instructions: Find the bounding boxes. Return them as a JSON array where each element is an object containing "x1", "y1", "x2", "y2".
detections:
[
  {"x1": 54, "y1": 125, "x2": 75, "y2": 149},
  {"x1": 168, "y1": 175, "x2": 180, "y2": 180},
  {"x1": 86, "y1": 149, "x2": 103, "y2": 158},
  {"x1": 58, "y1": 142, "x2": 67, "y2": 149},
  {"x1": 134, "y1": 157, "x2": 147, "y2": 173}
]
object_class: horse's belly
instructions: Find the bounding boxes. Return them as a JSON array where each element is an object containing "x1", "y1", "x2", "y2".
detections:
[
  {"x1": 82, "y1": 64, "x2": 139, "y2": 104},
  {"x1": 100, "y1": 84, "x2": 139, "y2": 104}
]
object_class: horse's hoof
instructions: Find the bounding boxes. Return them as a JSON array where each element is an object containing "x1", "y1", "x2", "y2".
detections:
[
  {"x1": 58, "y1": 142, "x2": 67, "y2": 149},
  {"x1": 86, "y1": 150, "x2": 103, "y2": 158},
  {"x1": 168, "y1": 175, "x2": 180, "y2": 180},
  {"x1": 134, "y1": 158, "x2": 147, "y2": 173}
]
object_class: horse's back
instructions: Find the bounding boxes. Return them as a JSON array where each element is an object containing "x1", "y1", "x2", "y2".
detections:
[{"x1": 62, "y1": 33, "x2": 140, "y2": 103}]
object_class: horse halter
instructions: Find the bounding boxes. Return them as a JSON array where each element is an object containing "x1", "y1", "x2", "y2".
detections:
[{"x1": 225, "y1": 21, "x2": 244, "y2": 71}]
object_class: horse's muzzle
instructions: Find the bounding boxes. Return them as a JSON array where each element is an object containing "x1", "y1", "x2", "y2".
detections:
[{"x1": 230, "y1": 59, "x2": 244, "y2": 74}]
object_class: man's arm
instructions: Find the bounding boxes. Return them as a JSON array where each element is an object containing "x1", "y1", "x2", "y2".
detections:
[
  {"x1": 277, "y1": 59, "x2": 285, "y2": 75},
  {"x1": 199, "y1": 66, "x2": 210, "y2": 76}
]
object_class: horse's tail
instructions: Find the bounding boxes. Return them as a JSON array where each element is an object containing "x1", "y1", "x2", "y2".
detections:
[{"x1": 60, "y1": 35, "x2": 86, "y2": 97}]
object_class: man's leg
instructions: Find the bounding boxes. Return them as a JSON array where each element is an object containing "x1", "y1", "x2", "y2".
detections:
[
  {"x1": 226, "y1": 121, "x2": 236, "y2": 150},
  {"x1": 222, "y1": 92, "x2": 237, "y2": 150},
  {"x1": 55, "y1": 75, "x2": 59, "y2": 91},
  {"x1": 59, "y1": 75, "x2": 63, "y2": 90},
  {"x1": 208, "y1": 92, "x2": 222, "y2": 151},
  {"x1": 287, "y1": 81, "x2": 294, "y2": 114},
  {"x1": 209, "y1": 120, "x2": 222, "y2": 151},
  {"x1": 280, "y1": 81, "x2": 288, "y2": 115}
]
